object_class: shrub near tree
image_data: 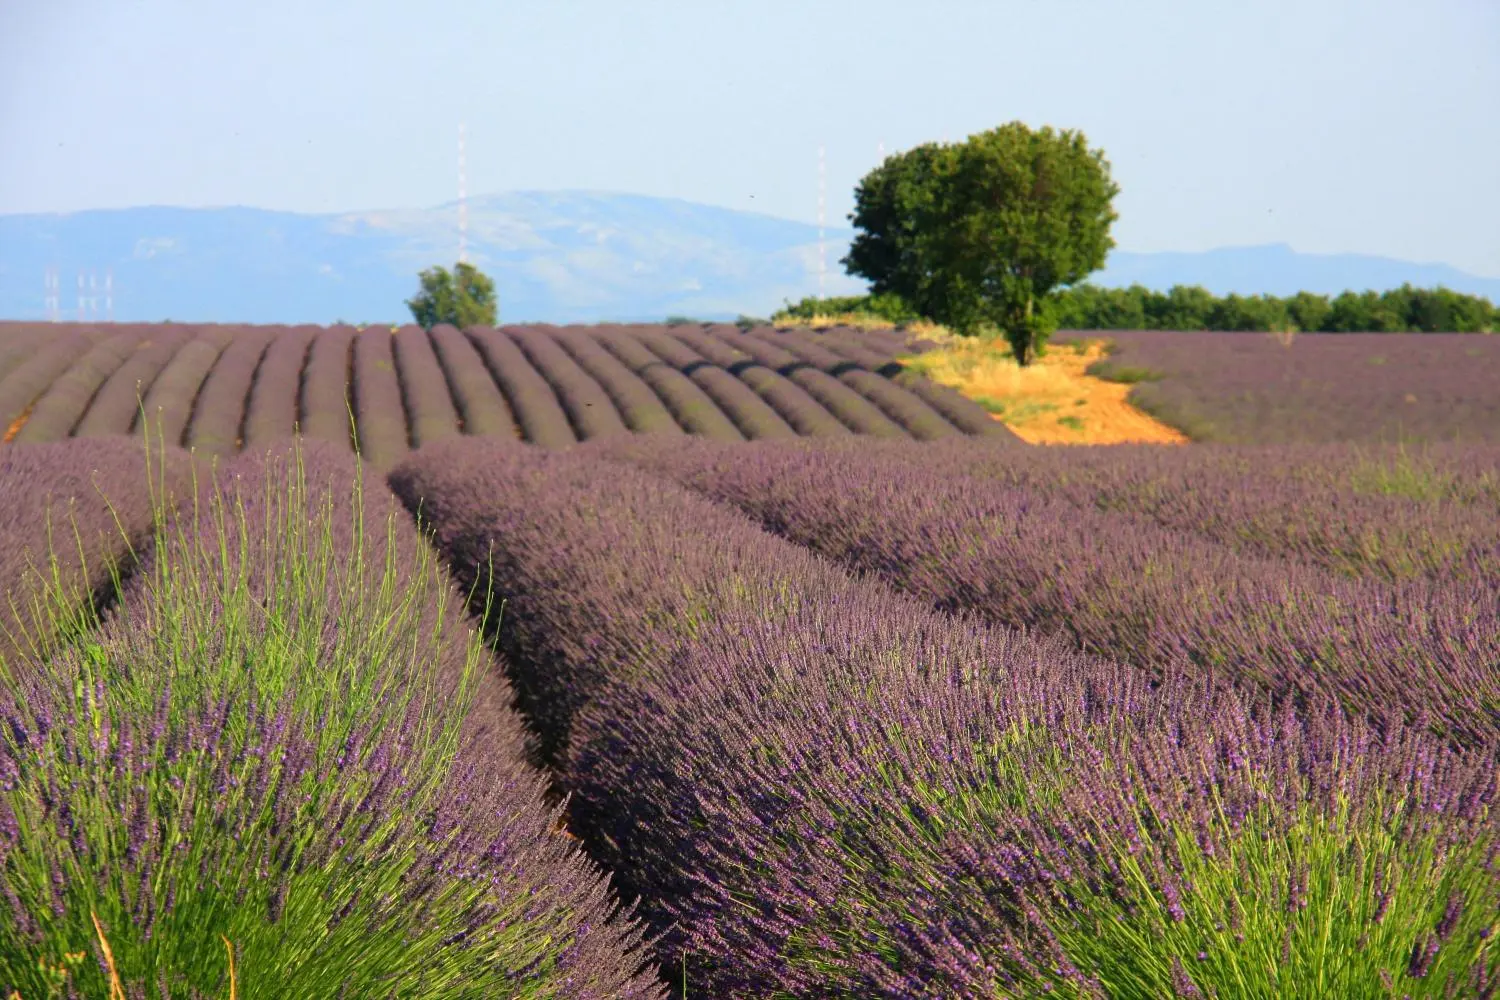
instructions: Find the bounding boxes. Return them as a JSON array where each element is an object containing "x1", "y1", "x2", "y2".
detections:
[
  {"x1": 844, "y1": 122, "x2": 1121, "y2": 365},
  {"x1": 406, "y1": 262, "x2": 499, "y2": 330}
]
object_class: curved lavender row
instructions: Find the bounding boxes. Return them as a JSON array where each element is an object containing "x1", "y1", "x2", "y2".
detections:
[
  {"x1": 0, "y1": 329, "x2": 99, "y2": 437},
  {"x1": 0, "y1": 437, "x2": 199, "y2": 671},
  {"x1": 553, "y1": 327, "x2": 684, "y2": 436},
  {"x1": 242, "y1": 325, "x2": 317, "y2": 447},
  {"x1": 132, "y1": 327, "x2": 233, "y2": 448},
  {"x1": 601, "y1": 435, "x2": 1500, "y2": 747},
  {"x1": 11, "y1": 331, "x2": 145, "y2": 443},
  {"x1": 738, "y1": 325, "x2": 963, "y2": 440},
  {"x1": 636, "y1": 329, "x2": 798, "y2": 440},
  {"x1": 0, "y1": 438, "x2": 664, "y2": 997},
  {"x1": 1093, "y1": 330, "x2": 1500, "y2": 444},
  {"x1": 0, "y1": 324, "x2": 54, "y2": 383},
  {"x1": 184, "y1": 326, "x2": 277, "y2": 460},
  {"x1": 506, "y1": 326, "x2": 631, "y2": 442},
  {"x1": 297, "y1": 324, "x2": 356, "y2": 448},
  {"x1": 428, "y1": 324, "x2": 518, "y2": 439},
  {"x1": 391, "y1": 324, "x2": 462, "y2": 448},
  {"x1": 73, "y1": 328, "x2": 194, "y2": 438},
  {"x1": 465, "y1": 327, "x2": 577, "y2": 448},
  {"x1": 350, "y1": 327, "x2": 410, "y2": 468},
  {"x1": 904, "y1": 437, "x2": 1500, "y2": 586},
  {"x1": 389, "y1": 439, "x2": 1499, "y2": 997},
  {"x1": 813, "y1": 328, "x2": 1026, "y2": 440},
  {"x1": 590, "y1": 330, "x2": 744, "y2": 442},
  {"x1": 671, "y1": 326, "x2": 867, "y2": 437}
]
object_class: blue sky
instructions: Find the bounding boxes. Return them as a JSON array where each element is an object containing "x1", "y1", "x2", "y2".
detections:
[{"x1": 2, "y1": 0, "x2": 1497, "y2": 276}]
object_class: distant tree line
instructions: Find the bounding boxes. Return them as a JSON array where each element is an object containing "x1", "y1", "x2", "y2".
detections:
[{"x1": 775, "y1": 283, "x2": 1499, "y2": 334}]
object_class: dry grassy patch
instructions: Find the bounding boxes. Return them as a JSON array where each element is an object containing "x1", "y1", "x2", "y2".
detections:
[{"x1": 800, "y1": 313, "x2": 1188, "y2": 445}]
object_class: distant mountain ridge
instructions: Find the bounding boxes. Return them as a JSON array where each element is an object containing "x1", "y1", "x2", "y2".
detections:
[{"x1": 1, "y1": 193, "x2": 1494, "y2": 324}]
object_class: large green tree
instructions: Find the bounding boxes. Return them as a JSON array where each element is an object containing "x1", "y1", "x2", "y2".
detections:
[
  {"x1": 844, "y1": 123, "x2": 1120, "y2": 365},
  {"x1": 406, "y1": 262, "x2": 498, "y2": 330}
]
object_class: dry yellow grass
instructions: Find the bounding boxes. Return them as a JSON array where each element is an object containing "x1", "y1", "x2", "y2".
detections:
[{"x1": 787, "y1": 312, "x2": 1189, "y2": 445}]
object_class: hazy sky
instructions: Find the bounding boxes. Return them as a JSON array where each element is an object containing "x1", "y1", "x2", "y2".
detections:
[{"x1": 3, "y1": 0, "x2": 1497, "y2": 275}]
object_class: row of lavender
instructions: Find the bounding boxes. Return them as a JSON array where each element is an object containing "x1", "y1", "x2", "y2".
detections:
[
  {"x1": 823, "y1": 437, "x2": 1500, "y2": 586},
  {"x1": 1089, "y1": 330, "x2": 1500, "y2": 444},
  {"x1": 0, "y1": 321, "x2": 1015, "y2": 467},
  {"x1": 0, "y1": 437, "x2": 665, "y2": 997},
  {"x1": 389, "y1": 437, "x2": 1500, "y2": 997},
  {"x1": 592, "y1": 435, "x2": 1500, "y2": 748}
]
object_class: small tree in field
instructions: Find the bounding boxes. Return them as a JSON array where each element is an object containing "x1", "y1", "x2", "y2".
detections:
[
  {"x1": 406, "y1": 262, "x2": 498, "y2": 330},
  {"x1": 844, "y1": 123, "x2": 1119, "y2": 365}
]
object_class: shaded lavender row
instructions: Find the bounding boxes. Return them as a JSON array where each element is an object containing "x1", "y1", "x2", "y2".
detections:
[
  {"x1": 553, "y1": 327, "x2": 685, "y2": 437},
  {"x1": 392, "y1": 323, "x2": 463, "y2": 448},
  {"x1": 0, "y1": 437, "x2": 199, "y2": 672},
  {"x1": 886, "y1": 437, "x2": 1500, "y2": 586},
  {"x1": 466, "y1": 327, "x2": 578, "y2": 448},
  {"x1": 389, "y1": 438, "x2": 1500, "y2": 997},
  {"x1": 1, "y1": 439, "x2": 664, "y2": 996},
  {"x1": 1091, "y1": 330, "x2": 1500, "y2": 444},
  {"x1": 133, "y1": 327, "x2": 235, "y2": 448},
  {"x1": 297, "y1": 323, "x2": 356, "y2": 448},
  {"x1": 796, "y1": 326, "x2": 1026, "y2": 439},
  {"x1": 184, "y1": 327, "x2": 277, "y2": 459},
  {"x1": 0, "y1": 328, "x2": 103, "y2": 438},
  {"x1": 679, "y1": 324, "x2": 895, "y2": 437},
  {"x1": 598, "y1": 435, "x2": 1500, "y2": 747},
  {"x1": 429, "y1": 323, "x2": 519, "y2": 439},
  {"x1": 591, "y1": 330, "x2": 746, "y2": 441},
  {"x1": 0, "y1": 324, "x2": 58, "y2": 383},
  {"x1": 350, "y1": 327, "x2": 410, "y2": 468},
  {"x1": 632, "y1": 328, "x2": 798, "y2": 440},
  {"x1": 11, "y1": 330, "x2": 146, "y2": 444},
  {"x1": 509, "y1": 326, "x2": 632, "y2": 442},
  {"x1": 74, "y1": 328, "x2": 195, "y2": 439},
  {"x1": 243, "y1": 325, "x2": 317, "y2": 448},
  {"x1": 728, "y1": 325, "x2": 966, "y2": 441}
]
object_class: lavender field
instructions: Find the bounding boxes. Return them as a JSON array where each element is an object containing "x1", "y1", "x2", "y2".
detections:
[
  {"x1": 1087, "y1": 330, "x2": 1500, "y2": 444},
  {"x1": 0, "y1": 322, "x2": 1496, "y2": 997}
]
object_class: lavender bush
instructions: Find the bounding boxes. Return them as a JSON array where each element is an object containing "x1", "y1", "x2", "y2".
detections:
[
  {"x1": 390, "y1": 439, "x2": 1500, "y2": 996},
  {"x1": 0, "y1": 436, "x2": 664, "y2": 998}
]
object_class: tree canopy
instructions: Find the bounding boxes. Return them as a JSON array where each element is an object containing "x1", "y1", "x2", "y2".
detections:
[
  {"x1": 843, "y1": 123, "x2": 1120, "y2": 365},
  {"x1": 406, "y1": 262, "x2": 498, "y2": 330}
]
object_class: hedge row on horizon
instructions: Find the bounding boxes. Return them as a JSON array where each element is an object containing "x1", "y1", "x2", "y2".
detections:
[{"x1": 776, "y1": 281, "x2": 1500, "y2": 333}]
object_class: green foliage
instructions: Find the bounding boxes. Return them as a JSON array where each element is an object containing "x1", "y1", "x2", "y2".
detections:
[
  {"x1": 734, "y1": 315, "x2": 770, "y2": 330},
  {"x1": 1047, "y1": 283, "x2": 1498, "y2": 333},
  {"x1": 664, "y1": 315, "x2": 702, "y2": 327},
  {"x1": 775, "y1": 292, "x2": 922, "y2": 325},
  {"x1": 843, "y1": 123, "x2": 1121, "y2": 366},
  {"x1": 405, "y1": 262, "x2": 498, "y2": 330}
]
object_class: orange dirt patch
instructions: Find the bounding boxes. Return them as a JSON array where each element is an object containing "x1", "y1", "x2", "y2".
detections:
[
  {"x1": 907, "y1": 337, "x2": 1190, "y2": 446},
  {"x1": 3, "y1": 401, "x2": 37, "y2": 443},
  {"x1": 811, "y1": 318, "x2": 1190, "y2": 445}
]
